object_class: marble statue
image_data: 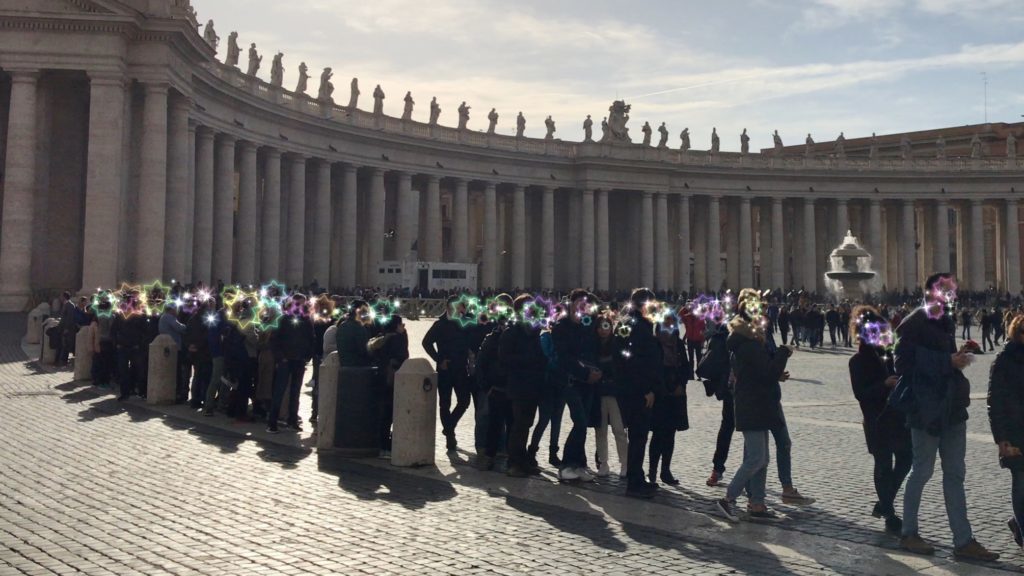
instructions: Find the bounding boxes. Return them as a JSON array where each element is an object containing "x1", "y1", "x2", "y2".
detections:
[
  {"x1": 899, "y1": 134, "x2": 910, "y2": 160},
  {"x1": 711, "y1": 128, "x2": 720, "y2": 153},
  {"x1": 641, "y1": 121, "x2": 652, "y2": 146},
  {"x1": 599, "y1": 100, "x2": 632, "y2": 143},
  {"x1": 773, "y1": 130, "x2": 784, "y2": 153},
  {"x1": 583, "y1": 115, "x2": 593, "y2": 142},
  {"x1": 457, "y1": 102, "x2": 470, "y2": 130},
  {"x1": 803, "y1": 133, "x2": 813, "y2": 157},
  {"x1": 544, "y1": 116, "x2": 556, "y2": 140},
  {"x1": 348, "y1": 78, "x2": 360, "y2": 110},
  {"x1": 225, "y1": 32, "x2": 240, "y2": 67},
  {"x1": 270, "y1": 52, "x2": 284, "y2": 87},
  {"x1": 487, "y1": 108, "x2": 498, "y2": 134},
  {"x1": 429, "y1": 97, "x2": 441, "y2": 126},
  {"x1": 246, "y1": 43, "x2": 261, "y2": 77},
  {"x1": 516, "y1": 112, "x2": 526, "y2": 137},
  {"x1": 601, "y1": 117, "x2": 610, "y2": 141},
  {"x1": 680, "y1": 128, "x2": 690, "y2": 151},
  {"x1": 317, "y1": 68, "x2": 334, "y2": 102},
  {"x1": 971, "y1": 134, "x2": 982, "y2": 159},
  {"x1": 372, "y1": 85, "x2": 385, "y2": 116},
  {"x1": 295, "y1": 62, "x2": 309, "y2": 95},
  {"x1": 657, "y1": 122, "x2": 669, "y2": 149},
  {"x1": 1008, "y1": 133, "x2": 1017, "y2": 159},
  {"x1": 402, "y1": 92, "x2": 414, "y2": 121},
  {"x1": 935, "y1": 135, "x2": 946, "y2": 159},
  {"x1": 834, "y1": 132, "x2": 846, "y2": 157},
  {"x1": 203, "y1": 19, "x2": 219, "y2": 51},
  {"x1": 740, "y1": 128, "x2": 750, "y2": 154}
]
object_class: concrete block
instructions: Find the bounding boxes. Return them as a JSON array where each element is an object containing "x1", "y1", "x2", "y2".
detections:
[
  {"x1": 391, "y1": 357, "x2": 437, "y2": 467},
  {"x1": 73, "y1": 324, "x2": 94, "y2": 382},
  {"x1": 147, "y1": 334, "x2": 178, "y2": 405},
  {"x1": 26, "y1": 304, "x2": 49, "y2": 344},
  {"x1": 39, "y1": 318, "x2": 58, "y2": 365},
  {"x1": 316, "y1": 352, "x2": 339, "y2": 451}
]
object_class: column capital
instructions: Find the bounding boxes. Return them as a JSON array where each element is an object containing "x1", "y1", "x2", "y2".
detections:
[
  {"x1": 970, "y1": 197, "x2": 984, "y2": 206},
  {"x1": 835, "y1": 198, "x2": 848, "y2": 205},
  {"x1": 427, "y1": 174, "x2": 441, "y2": 184},
  {"x1": 484, "y1": 182, "x2": 497, "y2": 191},
  {"x1": 263, "y1": 146, "x2": 282, "y2": 159},
  {"x1": 342, "y1": 163, "x2": 358, "y2": 175},
  {"x1": 238, "y1": 140, "x2": 258, "y2": 152},
  {"x1": 902, "y1": 198, "x2": 916, "y2": 206},
  {"x1": 581, "y1": 188, "x2": 594, "y2": 198},
  {"x1": 196, "y1": 125, "x2": 216, "y2": 141},
  {"x1": 7, "y1": 68, "x2": 40, "y2": 83},
  {"x1": 1008, "y1": 198, "x2": 1018, "y2": 206},
  {"x1": 739, "y1": 196, "x2": 751, "y2": 205},
  {"x1": 869, "y1": 197, "x2": 882, "y2": 206},
  {"x1": 217, "y1": 133, "x2": 237, "y2": 145},
  {"x1": 803, "y1": 196, "x2": 815, "y2": 205},
  {"x1": 397, "y1": 171, "x2": 412, "y2": 183},
  {"x1": 142, "y1": 81, "x2": 170, "y2": 95},
  {"x1": 86, "y1": 71, "x2": 126, "y2": 87},
  {"x1": 771, "y1": 196, "x2": 783, "y2": 205},
  {"x1": 288, "y1": 153, "x2": 308, "y2": 163}
]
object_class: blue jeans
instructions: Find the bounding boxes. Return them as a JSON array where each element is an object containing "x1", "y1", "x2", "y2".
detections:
[
  {"x1": 726, "y1": 430, "x2": 769, "y2": 506},
  {"x1": 771, "y1": 413, "x2": 793, "y2": 487},
  {"x1": 902, "y1": 422, "x2": 973, "y2": 547},
  {"x1": 561, "y1": 386, "x2": 592, "y2": 469},
  {"x1": 530, "y1": 386, "x2": 566, "y2": 453}
]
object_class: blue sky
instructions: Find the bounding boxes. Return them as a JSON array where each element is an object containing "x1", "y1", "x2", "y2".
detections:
[{"x1": 196, "y1": 0, "x2": 1024, "y2": 149}]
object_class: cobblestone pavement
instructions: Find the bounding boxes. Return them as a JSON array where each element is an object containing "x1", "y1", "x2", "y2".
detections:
[{"x1": 0, "y1": 314, "x2": 1020, "y2": 575}]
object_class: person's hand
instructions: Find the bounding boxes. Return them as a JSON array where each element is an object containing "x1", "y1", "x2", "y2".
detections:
[
  {"x1": 587, "y1": 369, "x2": 602, "y2": 384},
  {"x1": 884, "y1": 375, "x2": 899, "y2": 388},
  {"x1": 951, "y1": 352, "x2": 970, "y2": 370},
  {"x1": 397, "y1": 324, "x2": 406, "y2": 334},
  {"x1": 999, "y1": 441, "x2": 1023, "y2": 458},
  {"x1": 779, "y1": 371, "x2": 790, "y2": 382},
  {"x1": 644, "y1": 392, "x2": 655, "y2": 409}
]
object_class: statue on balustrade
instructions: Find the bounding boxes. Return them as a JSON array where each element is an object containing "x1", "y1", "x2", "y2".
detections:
[
  {"x1": 935, "y1": 135, "x2": 946, "y2": 159},
  {"x1": 487, "y1": 108, "x2": 499, "y2": 134},
  {"x1": 641, "y1": 121, "x2": 652, "y2": 146},
  {"x1": 834, "y1": 132, "x2": 846, "y2": 158},
  {"x1": 804, "y1": 134, "x2": 813, "y2": 157},
  {"x1": 429, "y1": 97, "x2": 441, "y2": 125},
  {"x1": 402, "y1": 92, "x2": 415, "y2": 121},
  {"x1": 458, "y1": 102, "x2": 471, "y2": 130},
  {"x1": 740, "y1": 128, "x2": 749, "y2": 154},
  {"x1": 295, "y1": 62, "x2": 309, "y2": 95},
  {"x1": 599, "y1": 100, "x2": 632, "y2": 143},
  {"x1": 270, "y1": 53, "x2": 284, "y2": 87},
  {"x1": 203, "y1": 20, "x2": 219, "y2": 51},
  {"x1": 545, "y1": 116, "x2": 556, "y2": 140},
  {"x1": 348, "y1": 78, "x2": 360, "y2": 109},
  {"x1": 583, "y1": 115, "x2": 593, "y2": 142},
  {"x1": 971, "y1": 134, "x2": 983, "y2": 159},
  {"x1": 1008, "y1": 133, "x2": 1017, "y2": 159},
  {"x1": 773, "y1": 130, "x2": 784, "y2": 154},
  {"x1": 899, "y1": 134, "x2": 911, "y2": 160},
  {"x1": 516, "y1": 112, "x2": 526, "y2": 137},
  {"x1": 680, "y1": 128, "x2": 690, "y2": 151},
  {"x1": 657, "y1": 122, "x2": 669, "y2": 149},
  {"x1": 246, "y1": 43, "x2": 262, "y2": 77},
  {"x1": 601, "y1": 117, "x2": 610, "y2": 141},
  {"x1": 373, "y1": 85, "x2": 385, "y2": 116},
  {"x1": 225, "y1": 32, "x2": 240, "y2": 67},
  {"x1": 711, "y1": 127, "x2": 720, "y2": 153},
  {"x1": 318, "y1": 68, "x2": 334, "y2": 102}
]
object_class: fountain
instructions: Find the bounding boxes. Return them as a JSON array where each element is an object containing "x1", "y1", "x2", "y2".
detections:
[{"x1": 824, "y1": 231, "x2": 877, "y2": 301}]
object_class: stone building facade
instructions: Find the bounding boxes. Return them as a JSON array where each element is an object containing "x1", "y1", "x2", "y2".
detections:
[{"x1": 0, "y1": 0, "x2": 1022, "y2": 311}]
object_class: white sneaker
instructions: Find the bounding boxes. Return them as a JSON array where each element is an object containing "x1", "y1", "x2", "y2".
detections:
[
  {"x1": 558, "y1": 467, "x2": 581, "y2": 482},
  {"x1": 597, "y1": 463, "x2": 611, "y2": 477},
  {"x1": 575, "y1": 467, "x2": 596, "y2": 483}
]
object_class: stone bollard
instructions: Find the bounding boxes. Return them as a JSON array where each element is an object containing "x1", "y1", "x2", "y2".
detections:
[
  {"x1": 391, "y1": 358, "x2": 438, "y2": 467},
  {"x1": 147, "y1": 334, "x2": 178, "y2": 405},
  {"x1": 26, "y1": 303, "x2": 49, "y2": 344},
  {"x1": 316, "y1": 352, "x2": 339, "y2": 451},
  {"x1": 39, "y1": 318, "x2": 59, "y2": 365},
  {"x1": 335, "y1": 366, "x2": 379, "y2": 457},
  {"x1": 73, "y1": 324, "x2": 94, "y2": 382}
]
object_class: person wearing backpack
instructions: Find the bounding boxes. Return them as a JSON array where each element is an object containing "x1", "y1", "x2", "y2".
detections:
[
  {"x1": 699, "y1": 318, "x2": 732, "y2": 487},
  {"x1": 500, "y1": 294, "x2": 549, "y2": 477},
  {"x1": 476, "y1": 294, "x2": 514, "y2": 472},
  {"x1": 988, "y1": 313, "x2": 1024, "y2": 551}
]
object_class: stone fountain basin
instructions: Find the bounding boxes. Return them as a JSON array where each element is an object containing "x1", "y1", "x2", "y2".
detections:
[{"x1": 825, "y1": 272, "x2": 875, "y2": 281}]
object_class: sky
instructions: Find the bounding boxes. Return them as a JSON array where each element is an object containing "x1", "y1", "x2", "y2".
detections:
[{"x1": 195, "y1": 0, "x2": 1024, "y2": 150}]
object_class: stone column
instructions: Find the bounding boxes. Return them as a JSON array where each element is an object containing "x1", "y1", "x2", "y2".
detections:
[
  {"x1": 654, "y1": 192, "x2": 670, "y2": 290},
  {"x1": 739, "y1": 197, "x2": 753, "y2": 288},
  {"x1": 693, "y1": 199, "x2": 707, "y2": 291},
  {"x1": 286, "y1": 155, "x2": 307, "y2": 286},
  {"x1": 135, "y1": 83, "x2": 169, "y2": 281},
  {"x1": 234, "y1": 141, "x2": 258, "y2": 285},
  {"x1": 581, "y1": 189, "x2": 596, "y2": 289},
  {"x1": 771, "y1": 198, "x2": 785, "y2": 290},
  {"x1": 901, "y1": 199, "x2": 917, "y2": 291},
  {"x1": 541, "y1": 186, "x2": 555, "y2": 289},
  {"x1": 934, "y1": 200, "x2": 950, "y2": 274},
  {"x1": 803, "y1": 198, "x2": 816, "y2": 291},
  {"x1": 259, "y1": 149, "x2": 282, "y2": 281},
  {"x1": 726, "y1": 199, "x2": 740, "y2": 290},
  {"x1": 339, "y1": 165, "x2": 359, "y2": 288},
  {"x1": 192, "y1": 128, "x2": 215, "y2": 284},
  {"x1": 596, "y1": 189, "x2": 611, "y2": 291},
  {"x1": 758, "y1": 202, "x2": 771, "y2": 288},
  {"x1": 364, "y1": 168, "x2": 386, "y2": 282},
  {"x1": 835, "y1": 199, "x2": 849, "y2": 241},
  {"x1": 676, "y1": 194, "x2": 691, "y2": 293},
  {"x1": 453, "y1": 178, "x2": 469, "y2": 262},
  {"x1": 81, "y1": 73, "x2": 124, "y2": 292},
  {"x1": 1007, "y1": 199, "x2": 1021, "y2": 295},
  {"x1": 164, "y1": 95, "x2": 190, "y2": 282},
  {"x1": 707, "y1": 195, "x2": 722, "y2": 292},
  {"x1": 312, "y1": 159, "x2": 332, "y2": 285},
  {"x1": 970, "y1": 199, "x2": 986, "y2": 290},
  {"x1": 395, "y1": 172, "x2": 416, "y2": 260},
  {"x1": 512, "y1": 184, "x2": 527, "y2": 288},
  {"x1": 185, "y1": 123, "x2": 197, "y2": 282},
  {"x1": 867, "y1": 199, "x2": 883, "y2": 287},
  {"x1": 567, "y1": 191, "x2": 582, "y2": 288},
  {"x1": 212, "y1": 134, "x2": 236, "y2": 283},
  {"x1": 482, "y1": 183, "x2": 498, "y2": 289},
  {"x1": 422, "y1": 175, "x2": 442, "y2": 262}
]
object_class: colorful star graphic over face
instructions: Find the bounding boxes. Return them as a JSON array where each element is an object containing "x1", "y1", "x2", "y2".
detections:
[
  {"x1": 89, "y1": 290, "x2": 117, "y2": 318},
  {"x1": 924, "y1": 276, "x2": 958, "y2": 320}
]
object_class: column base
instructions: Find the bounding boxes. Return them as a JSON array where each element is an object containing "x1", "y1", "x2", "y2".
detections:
[{"x1": 0, "y1": 290, "x2": 31, "y2": 313}]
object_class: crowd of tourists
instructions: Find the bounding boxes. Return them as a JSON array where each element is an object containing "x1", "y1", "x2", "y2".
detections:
[{"x1": 40, "y1": 274, "x2": 1024, "y2": 563}]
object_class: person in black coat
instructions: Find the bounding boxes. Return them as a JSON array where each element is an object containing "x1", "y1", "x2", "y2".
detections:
[
  {"x1": 267, "y1": 294, "x2": 315, "y2": 433},
  {"x1": 422, "y1": 296, "x2": 473, "y2": 451},
  {"x1": 649, "y1": 315, "x2": 690, "y2": 486},
  {"x1": 848, "y1": 306, "x2": 910, "y2": 533},
  {"x1": 988, "y1": 313, "x2": 1024, "y2": 550},
  {"x1": 620, "y1": 288, "x2": 663, "y2": 499},
  {"x1": 700, "y1": 319, "x2": 732, "y2": 487},
  {"x1": 500, "y1": 294, "x2": 549, "y2": 477},
  {"x1": 369, "y1": 315, "x2": 409, "y2": 456}
]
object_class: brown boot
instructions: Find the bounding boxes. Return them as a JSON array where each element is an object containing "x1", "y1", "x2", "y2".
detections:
[
  {"x1": 900, "y1": 533, "x2": 935, "y2": 556},
  {"x1": 954, "y1": 539, "x2": 1000, "y2": 562}
]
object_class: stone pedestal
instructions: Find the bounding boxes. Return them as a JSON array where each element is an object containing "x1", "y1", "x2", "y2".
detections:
[
  {"x1": 316, "y1": 352, "x2": 339, "y2": 450},
  {"x1": 39, "y1": 318, "x2": 58, "y2": 365},
  {"x1": 391, "y1": 358, "x2": 437, "y2": 467},
  {"x1": 26, "y1": 303, "x2": 50, "y2": 344},
  {"x1": 73, "y1": 324, "x2": 94, "y2": 382},
  {"x1": 147, "y1": 334, "x2": 178, "y2": 405}
]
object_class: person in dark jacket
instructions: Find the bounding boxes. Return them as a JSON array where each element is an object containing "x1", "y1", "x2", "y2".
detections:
[
  {"x1": 422, "y1": 296, "x2": 474, "y2": 451},
  {"x1": 826, "y1": 306, "x2": 841, "y2": 350},
  {"x1": 56, "y1": 291, "x2": 78, "y2": 366},
  {"x1": 620, "y1": 288, "x2": 662, "y2": 499},
  {"x1": 477, "y1": 294, "x2": 514, "y2": 472},
  {"x1": 716, "y1": 288, "x2": 792, "y2": 522},
  {"x1": 777, "y1": 306, "x2": 790, "y2": 345},
  {"x1": 700, "y1": 319, "x2": 732, "y2": 487},
  {"x1": 500, "y1": 294, "x2": 549, "y2": 477},
  {"x1": 848, "y1": 306, "x2": 910, "y2": 533},
  {"x1": 336, "y1": 300, "x2": 372, "y2": 367},
  {"x1": 111, "y1": 304, "x2": 149, "y2": 401},
  {"x1": 989, "y1": 313, "x2": 1024, "y2": 551},
  {"x1": 895, "y1": 273, "x2": 997, "y2": 560},
  {"x1": 267, "y1": 294, "x2": 315, "y2": 434},
  {"x1": 369, "y1": 315, "x2": 409, "y2": 457},
  {"x1": 590, "y1": 312, "x2": 628, "y2": 478},
  {"x1": 650, "y1": 315, "x2": 690, "y2": 486}
]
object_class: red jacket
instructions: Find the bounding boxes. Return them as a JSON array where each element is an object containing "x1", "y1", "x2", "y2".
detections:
[{"x1": 681, "y1": 311, "x2": 705, "y2": 343}]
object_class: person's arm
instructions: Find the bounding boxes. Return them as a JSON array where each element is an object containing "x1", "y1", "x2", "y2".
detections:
[
  {"x1": 552, "y1": 323, "x2": 590, "y2": 382},
  {"x1": 988, "y1": 354, "x2": 1016, "y2": 445},
  {"x1": 421, "y1": 321, "x2": 442, "y2": 364},
  {"x1": 849, "y1": 355, "x2": 889, "y2": 404}
]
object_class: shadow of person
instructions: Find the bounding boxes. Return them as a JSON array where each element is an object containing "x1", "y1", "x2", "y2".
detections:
[
  {"x1": 256, "y1": 442, "x2": 311, "y2": 468},
  {"x1": 503, "y1": 491, "x2": 629, "y2": 553},
  {"x1": 319, "y1": 455, "x2": 457, "y2": 511}
]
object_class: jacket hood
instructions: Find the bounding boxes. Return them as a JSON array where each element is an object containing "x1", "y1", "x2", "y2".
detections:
[{"x1": 728, "y1": 315, "x2": 765, "y2": 345}]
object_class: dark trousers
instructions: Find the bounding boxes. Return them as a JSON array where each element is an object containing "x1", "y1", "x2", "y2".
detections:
[
  {"x1": 562, "y1": 386, "x2": 593, "y2": 469},
  {"x1": 530, "y1": 385, "x2": 566, "y2": 453},
  {"x1": 379, "y1": 385, "x2": 394, "y2": 451},
  {"x1": 621, "y1": 394, "x2": 652, "y2": 489},
  {"x1": 649, "y1": 425, "x2": 676, "y2": 478},
  {"x1": 117, "y1": 346, "x2": 146, "y2": 397},
  {"x1": 438, "y1": 369, "x2": 472, "y2": 435},
  {"x1": 485, "y1": 389, "x2": 513, "y2": 458},
  {"x1": 780, "y1": 326, "x2": 789, "y2": 345},
  {"x1": 93, "y1": 341, "x2": 115, "y2": 386},
  {"x1": 269, "y1": 359, "x2": 305, "y2": 426},
  {"x1": 712, "y1": 394, "x2": 735, "y2": 474},
  {"x1": 176, "y1": 351, "x2": 190, "y2": 402},
  {"x1": 983, "y1": 329, "x2": 994, "y2": 352},
  {"x1": 686, "y1": 340, "x2": 703, "y2": 372},
  {"x1": 828, "y1": 326, "x2": 838, "y2": 347},
  {"x1": 1012, "y1": 468, "x2": 1024, "y2": 533},
  {"x1": 962, "y1": 325, "x2": 971, "y2": 340},
  {"x1": 310, "y1": 354, "x2": 322, "y2": 420},
  {"x1": 508, "y1": 398, "x2": 539, "y2": 470},
  {"x1": 873, "y1": 445, "x2": 912, "y2": 517},
  {"x1": 229, "y1": 357, "x2": 256, "y2": 418}
]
